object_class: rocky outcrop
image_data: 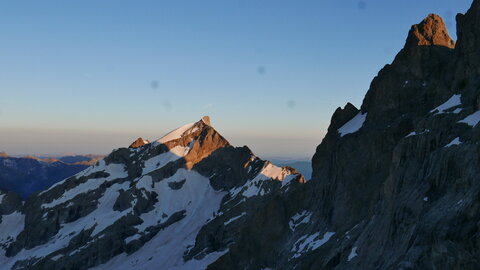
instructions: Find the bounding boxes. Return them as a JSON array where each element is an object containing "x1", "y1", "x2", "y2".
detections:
[
  {"x1": 405, "y1": 14, "x2": 455, "y2": 49},
  {"x1": 201, "y1": 115, "x2": 211, "y2": 126},
  {"x1": 128, "y1": 138, "x2": 150, "y2": 148},
  {"x1": 327, "y1": 103, "x2": 359, "y2": 132}
]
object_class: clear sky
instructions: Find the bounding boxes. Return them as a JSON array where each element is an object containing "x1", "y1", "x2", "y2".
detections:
[{"x1": 0, "y1": 0, "x2": 473, "y2": 159}]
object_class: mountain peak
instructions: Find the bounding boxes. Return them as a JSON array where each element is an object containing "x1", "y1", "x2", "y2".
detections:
[
  {"x1": 405, "y1": 14, "x2": 455, "y2": 49},
  {"x1": 156, "y1": 117, "x2": 213, "y2": 144},
  {"x1": 5, "y1": 114, "x2": 304, "y2": 269},
  {"x1": 201, "y1": 116, "x2": 211, "y2": 126},
  {"x1": 146, "y1": 116, "x2": 231, "y2": 169},
  {"x1": 129, "y1": 137, "x2": 150, "y2": 148}
]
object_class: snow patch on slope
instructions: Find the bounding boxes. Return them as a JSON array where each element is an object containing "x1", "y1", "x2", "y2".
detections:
[
  {"x1": 445, "y1": 137, "x2": 461, "y2": 147},
  {"x1": 90, "y1": 182, "x2": 132, "y2": 236},
  {"x1": 156, "y1": 122, "x2": 195, "y2": 144},
  {"x1": 1, "y1": 182, "x2": 132, "y2": 269},
  {"x1": 405, "y1": 129, "x2": 430, "y2": 137},
  {"x1": 338, "y1": 112, "x2": 367, "y2": 137},
  {"x1": 0, "y1": 211, "x2": 25, "y2": 245},
  {"x1": 42, "y1": 162, "x2": 128, "y2": 208},
  {"x1": 91, "y1": 170, "x2": 227, "y2": 270},
  {"x1": 458, "y1": 111, "x2": 480, "y2": 127},
  {"x1": 347, "y1": 246, "x2": 358, "y2": 261},
  {"x1": 291, "y1": 232, "x2": 335, "y2": 259},
  {"x1": 289, "y1": 211, "x2": 312, "y2": 231},
  {"x1": 224, "y1": 212, "x2": 246, "y2": 226},
  {"x1": 39, "y1": 160, "x2": 127, "y2": 196},
  {"x1": 133, "y1": 169, "x2": 224, "y2": 232},
  {"x1": 142, "y1": 146, "x2": 190, "y2": 175},
  {"x1": 229, "y1": 162, "x2": 297, "y2": 198},
  {"x1": 430, "y1": 94, "x2": 462, "y2": 114}
]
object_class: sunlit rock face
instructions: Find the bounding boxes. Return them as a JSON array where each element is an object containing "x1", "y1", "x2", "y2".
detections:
[
  {"x1": 128, "y1": 138, "x2": 150, "y2": 149},
  {"x1": 405, "y1": 14, "x2": 455, "y2": 48},
  {"x1": 0, "y1": 116, "x2": 303, "y2": 270}
]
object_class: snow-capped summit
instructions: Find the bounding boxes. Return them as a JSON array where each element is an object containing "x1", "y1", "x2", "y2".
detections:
[
  {"x1": 156, "y1": 122, "x2": 196, "y2": 144},
  {"x1": 155, "y1": 116, "x2": 212, "y2": 145}
]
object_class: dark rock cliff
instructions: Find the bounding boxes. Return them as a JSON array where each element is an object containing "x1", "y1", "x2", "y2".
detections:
[
  {"x1": 304, "y1": 4, "x2": 480, "y2": 270},
  {"x1": 211, "y1": 2, "x2": 480, "y2": 270}
]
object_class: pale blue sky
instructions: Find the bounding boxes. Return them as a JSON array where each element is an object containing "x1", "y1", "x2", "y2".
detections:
[{"x1": 0, "y1": 0, "x2": 473, "y2": 159}]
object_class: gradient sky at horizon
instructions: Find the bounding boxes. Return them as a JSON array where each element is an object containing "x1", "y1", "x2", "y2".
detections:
[{"x1": 0, "y1": 0, "x2": 473, "y2": 159}]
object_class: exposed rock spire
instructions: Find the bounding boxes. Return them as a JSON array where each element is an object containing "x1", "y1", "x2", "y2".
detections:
[
  {"x1": 201, "y1": 116, "x2": 211, "y2": 126},
  {"x1": 405, "y1": 14, "x2": 455, "y2": 49}
]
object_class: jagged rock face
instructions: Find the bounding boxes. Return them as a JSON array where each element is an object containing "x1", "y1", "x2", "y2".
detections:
[
  {"x1": 362, "y1": 13, "x2": 456, "y2": 123},
  {"x1": 405, "y1": 14, "x2": 455, "y2": 49},
  {"x1": 0, "y1": 117, "x2": 304, "y2": 270},
  {"x1": 303, "y1": 3, "x2": 480, "y2": 270},
  {"x1": 205, "y1": 3, "x2": 480, "y2": 270}
]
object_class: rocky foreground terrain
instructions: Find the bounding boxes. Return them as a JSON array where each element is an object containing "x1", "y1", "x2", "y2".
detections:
[{"x1": 1, "y1": 1, "x2": 480, "y2": 269}]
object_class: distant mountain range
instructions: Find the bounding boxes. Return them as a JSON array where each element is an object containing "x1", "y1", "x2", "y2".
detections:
[{"x1": 0, "y1": 153, "x2": 104, "y2": 198}]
